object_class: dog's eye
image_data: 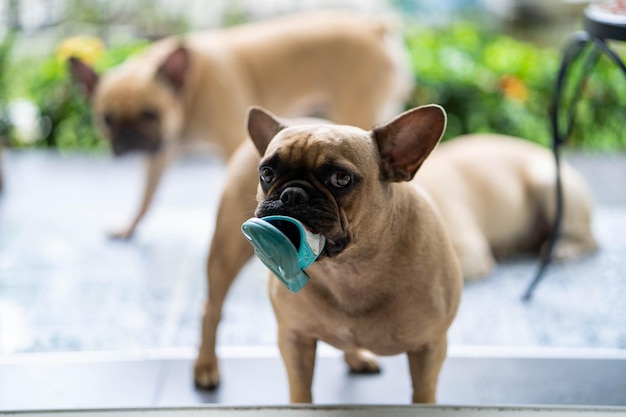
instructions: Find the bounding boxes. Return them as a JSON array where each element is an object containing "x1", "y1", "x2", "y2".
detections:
[
  {"x1": 140, "y1": 109, "x2": 160, "y2": 122},
  {"x1": 329, "y1": 171, "x2": 352, "y2": 188},
  {"x1": 103, "y1": 114, "x2": 114, "y2": 127},
  {"x1": 260, "y1": 166, "x2": 275, "y2": 184}
]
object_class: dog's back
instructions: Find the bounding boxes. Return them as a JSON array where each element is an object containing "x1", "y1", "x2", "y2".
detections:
[
  {"x1": 417, "y1": 134, "x2": 598, "y2": 279},
  {"x1": 190, "y1": 11, "x2": 412, "y2": 125},
  {"x1": 112, "y1": 11, "x2": 413, "y2": 131}
]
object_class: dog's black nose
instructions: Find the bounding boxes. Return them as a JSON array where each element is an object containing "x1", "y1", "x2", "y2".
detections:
[{"x1": 280, "y1": 187, "x2": 310, "y2": 206}]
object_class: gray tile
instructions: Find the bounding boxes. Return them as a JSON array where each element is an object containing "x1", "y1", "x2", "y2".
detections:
[
  {"x1": 0, "y1": 360, "x2": 163, "y2": 410},
  {"x1": 474, "y1": 358, "x2": 626, "y2": 406},
  {"x1": 2, "y1": 356, "x2": 625, "y2": 409},
  {"x1": 438, "y1": 357, "x2": 482, "y2": 405},
  {"x1": 157, "y1": 357, "x2": 287, "y2": 406},
  {"x1": 157, "y1": 355, "x2": 478, "y2": 406}
]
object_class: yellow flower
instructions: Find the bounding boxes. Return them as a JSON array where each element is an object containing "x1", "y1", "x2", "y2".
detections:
[
  {"x1": 499, "y1": 75, "x2": 529, "y2": 102},
  {"x1": 56, "y1": 36, "x2": 105, "y2": 65}
]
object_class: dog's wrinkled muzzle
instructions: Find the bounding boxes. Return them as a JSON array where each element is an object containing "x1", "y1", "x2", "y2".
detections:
[{"x1": 241, "y1": 215, "x2": 326, "y2": 293}]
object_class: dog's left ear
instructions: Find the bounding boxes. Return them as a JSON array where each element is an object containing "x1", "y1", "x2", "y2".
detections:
[
  {"x1": 157, "y1": 45, "x2": 189, "y2": 92},
  {"x1": 246, "y1": 106, "x2": 285, "y2": 156},
  {"x1": 373, "y1": 104, "x2": 447, "y2": 182},
  {"x1": 68, "y1": 57, "x2": 99, "y2": 98}
]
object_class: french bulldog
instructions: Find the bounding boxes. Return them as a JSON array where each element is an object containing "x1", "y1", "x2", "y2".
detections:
[
  {"x1": 196, "y1": 105, "x2": 462, "y2": 403},
  {"x1": 418, "y1": 134, "x2": 598, "y2": 280},
  {"x1": 194, "y1": 117, "x2": 598, "y2": 393},
  {"x1": 69, "y1": 11, "x2": 412, "y2": 239}
]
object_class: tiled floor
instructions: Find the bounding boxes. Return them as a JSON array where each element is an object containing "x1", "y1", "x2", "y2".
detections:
[
  {"x1": 1, "y1": 351, "x2": 626, "y2": 410},
  {"x1": 0, "y1": 149, "x2": 625, "y2": 409}
]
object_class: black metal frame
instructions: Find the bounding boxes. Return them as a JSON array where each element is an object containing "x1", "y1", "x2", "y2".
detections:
[{"x1": 522, "y1": 29, "x2": 626, "y2": 300}]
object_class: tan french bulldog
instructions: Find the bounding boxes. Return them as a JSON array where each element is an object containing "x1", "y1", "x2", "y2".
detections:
[
  {"x1": 69, "y1": 11, "x2": 411, "y2": 239},
  {"x1": 197, "y1": 105, "x2": 462, "y2": 403},
  {"x1": 418, "y1": 134, "x2": 598, "y2": 280},
  {"x1": 194, "y1": 119, "x2": 597, "y2": 393}
]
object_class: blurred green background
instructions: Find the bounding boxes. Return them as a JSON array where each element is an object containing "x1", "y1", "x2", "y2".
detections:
[{"x1": 0, "y1": 0, "x2": 624, "y2": 152}]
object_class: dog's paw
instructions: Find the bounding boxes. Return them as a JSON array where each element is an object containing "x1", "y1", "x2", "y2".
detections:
[
  {"x1": 344, "y1": 349, "x2": 381, "y2": 374},
  {"x1": 459, "y1": 253, "x2": 496, "y2": 281},
  {"x1": 194, "y1": 359, "x2": 220, "y2": 390},
  {"x1": 108, "y1": 226, "x2": 135, "y2": 240},
  {"x1": 549, "y1": 237, "x2": 599, "y2": 262}
]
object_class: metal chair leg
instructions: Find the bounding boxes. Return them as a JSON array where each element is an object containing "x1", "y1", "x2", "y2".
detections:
[
  {"x1": 523, "y1": 33, "x2": 599, "y2": 301},
  {"x1": 523, "y1": 32, "x2": 626, "y2": 300}
]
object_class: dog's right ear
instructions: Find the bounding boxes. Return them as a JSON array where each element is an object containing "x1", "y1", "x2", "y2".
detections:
[
  {"x1": 68, "y1": 57, "x2": 99, "y2": 98},
  {"x1": 157, "y1": 45, "x2": 189, "y2": 92},
  {"x1": 246, "y1": 106, "x2": 285, "y2": 156}
]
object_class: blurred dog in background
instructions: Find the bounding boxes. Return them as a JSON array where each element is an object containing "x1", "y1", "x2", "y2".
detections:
[{"x1": 69, "y1": 11, "x2": 412, "y2": 239}]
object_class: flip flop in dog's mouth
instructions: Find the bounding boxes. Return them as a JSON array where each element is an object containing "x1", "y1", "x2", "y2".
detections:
[
  {"x1": 264, "y1": 218, "x2": 302, "y2": 251},
  {"x1": 241, "y1": 215, "x2": 326, "y2": 293}
]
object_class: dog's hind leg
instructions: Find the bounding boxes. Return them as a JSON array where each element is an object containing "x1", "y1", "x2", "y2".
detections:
[
  {"x1": 344, "y1": 349, "x2": 380, "y2": 373},
  {"x1": 553, "y1": 165, "x2": 599, "y2": 260},
  {"x1": 194, "y1": 141, "x2": 259, "y2": 389},
  {"x1": 453, "y1": 231, "x2": 496, "y2": 281},
  {"x1": 528, "y1": 161, "x2": 598, "y2": 262},
  {"x1": 439, "y1": 209, "x2": 496, "y2": 281}
]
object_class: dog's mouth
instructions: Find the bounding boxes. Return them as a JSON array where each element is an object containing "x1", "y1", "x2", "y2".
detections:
[
  {"x1": 323, "y1": 238, "x2": 348, "y2": 257},
  {"x1": 256, "y1": 181, "x2": 350, "y2": 258},
  {"x1": 109, "y1": 130, "x2": 163, "y2": 156},
  {"x1": 112, "y1": 139, "x2": 162, "y2": 156},
  {"x1": 264, "y1": 218, "x2": 302, "y2": 252},
  {"x1": 261, "y1": 215, "x2": 349, "y2": 259}
]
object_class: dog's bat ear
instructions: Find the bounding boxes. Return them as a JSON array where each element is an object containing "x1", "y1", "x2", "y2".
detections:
[
  {"x1": 373, "y1": 104, "x2": 447, "y2": 182},
  {"x1": 157, "y1": 45, "x2": 189, "y2": 92},
  {"x1": 247, "y1": 106, "x2": 285, "y2": 156},
  {"x1": 68, "y1": 56, "x2": 99, "y2": 98}
]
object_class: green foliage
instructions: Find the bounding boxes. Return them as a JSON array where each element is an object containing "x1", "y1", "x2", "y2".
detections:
[
  {"x1": 0, "y1": 32, "x2": 15, "y2": 143},
  {"x1": 63, "y1": 0, "x2": 190, "y2": 39},
  {"x1": 405, "y1": 23, "x2": 626, "y2": 150},
  {"x1": 7, "y1": 39, "x2": 148, "y2": 151}
]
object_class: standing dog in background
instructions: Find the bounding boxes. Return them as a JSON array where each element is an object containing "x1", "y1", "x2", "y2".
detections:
[{"x1": 69, "y1": 11, "x2": 412, "y2": 239}]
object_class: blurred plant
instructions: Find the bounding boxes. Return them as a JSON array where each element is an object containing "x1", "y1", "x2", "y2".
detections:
[
  {"x1": 6, "y1": 37, "x2": 148, "y2": 151},
  {"x1": 56, "y1": 35, "x2": 105, "y2": 65},
  {"x1": 5, "y1": 21, "x2": 625, "y2": 152},
  {"x1": 62, "y1": 0, "x2": 189, "y2": 40},
  {"x1": 222, "y1": 0, "x2": 250, "y2": 27},
  {"x1": 405, "y1": 23, "x2": 626, "y2": 150},
  {"x1": 0, "y1": 31, "x2": 16, "y2": 144}
]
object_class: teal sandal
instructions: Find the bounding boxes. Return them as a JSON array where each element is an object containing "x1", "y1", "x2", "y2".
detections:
[{"x1": 241, "y1": 215, "x2": 326, "y2": 293}]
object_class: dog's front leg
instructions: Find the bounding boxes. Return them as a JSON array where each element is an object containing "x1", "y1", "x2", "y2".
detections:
[
  {"x1": 278, "y1": 327, "x2": 317, "y2": 403},
  {"x1": 194, "y1": 185, "x2": 256, "y2": 388},
  {"x1": 407, "y1": 336, "x2": 448, "y2": 403},
  {"x1": 194, "y1": 140, "x2": 258, "y2": 389},
  {"x1": 110, "y1": 147, "x2": 175, "y2": 239}
]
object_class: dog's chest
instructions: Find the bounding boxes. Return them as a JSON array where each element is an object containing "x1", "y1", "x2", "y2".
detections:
[
  {"x1": 278, "y1": 279, "x2": 435, "y2": 356},
  {"x1": 313, "y1": 309, "x2": 430, "y2": 356}
]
